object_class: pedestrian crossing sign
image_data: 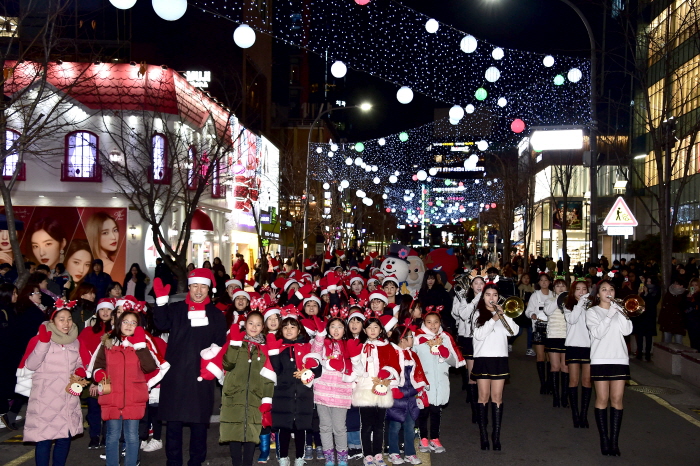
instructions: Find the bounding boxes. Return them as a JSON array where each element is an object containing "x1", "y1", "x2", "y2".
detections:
[{"x1": 602, "y1": 197, "x2": 638, "y2": 227}]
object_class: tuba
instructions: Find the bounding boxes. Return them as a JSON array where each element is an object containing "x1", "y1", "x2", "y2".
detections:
[{"x1": 493, "y1": 296, "x2": 525, "y2": 335}]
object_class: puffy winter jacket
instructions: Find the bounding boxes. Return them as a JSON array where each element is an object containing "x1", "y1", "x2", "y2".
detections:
[
  {"x1": 93, "y1": 335, "x2": 158, "y2": 420},
  {"x1": 386, "y1": 365, "x2": 419, "y2": 423}
]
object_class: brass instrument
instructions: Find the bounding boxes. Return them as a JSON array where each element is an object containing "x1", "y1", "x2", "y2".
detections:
[
  {"x1": 491, "y1": 296, "x2": 525, "y2": 336},
  {"x1": 608, "y1": 294, "x2": 646, "y2": 319},
  {"x1": 453, "y1": 273, "x2": 472, "y2": 303},
  {"x1": 556, "y1": 292, "x2": 569, "y2": 313}
]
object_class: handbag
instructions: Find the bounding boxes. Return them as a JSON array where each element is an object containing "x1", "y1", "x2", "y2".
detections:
[{"x1": 533, "y1": 321, "x2": 548, "y2": 344}]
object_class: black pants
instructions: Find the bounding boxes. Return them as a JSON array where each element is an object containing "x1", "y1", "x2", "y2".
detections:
[
  {"x1": 360, "y1": 407, "x2": 386, "y2": 456},
  {"x1": 229, "y1": 441, "x2": 256, "y2": 466},
  {"x1": 139, "y1": 405, "x2": 163, "y2": 441},
  {"x1": 635, "y1": 334, "x2": 653, "y2": 356},
  {"x1": 279, "y1": 427, "x2": 305, "y2": 458},
  {"x1": 418, "y1": 405, "x2": 442, "y2": 440},
  {"x1": 165, "y1": 421, "x2": 208, "y2": 466},
  {"x1": 305, "y1": 406, "x2": 321, "y2": 447}
]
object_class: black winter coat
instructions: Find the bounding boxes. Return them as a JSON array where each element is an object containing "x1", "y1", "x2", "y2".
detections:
[
  {"x1": 418, "y1": 286, "x2": 453, "y2": 328},
  {"x1": 154, "y1": 300, "x2": 227, "y2": 423},
  {"x1": 386, "y1": 366, "x2": 419, "y2": 423},
  {"x1": 270, "y1": 340, "x2": 321, "y2": 431}
]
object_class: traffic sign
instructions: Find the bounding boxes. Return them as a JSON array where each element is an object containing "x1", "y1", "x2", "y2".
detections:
[{"x1": 602, "y1": 197, "x2": 638, "y2": 228}]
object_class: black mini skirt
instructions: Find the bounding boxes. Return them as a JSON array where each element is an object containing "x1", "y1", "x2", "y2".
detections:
[
  {"x1": 459, "y1": 336, "x2": 474, "y2": 360},
  {"x1": 590, "y1": 364, "x2": 630, "y2": 381},
  {"x1": 545, "y1": 337, "x2": 566, "y2": 353},
  {"x1": 470, "y1": 357, "x2": 510, "y2": 380},
  {"x1": 565, "y1": 346, "x2": 591, "y2": 364}
]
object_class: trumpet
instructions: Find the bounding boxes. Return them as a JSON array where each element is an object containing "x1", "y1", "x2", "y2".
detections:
[
  {"x1": 608, "y1": 295, "x2": 646, "y2": 319},
  {"x1": 490, "y1": 296, "x2": 525, "y2": 336}
]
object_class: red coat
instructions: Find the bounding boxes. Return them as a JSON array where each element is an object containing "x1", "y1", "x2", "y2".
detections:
[
  {"x1": 233, "y1": 260, "x2": 249, "y2": 282},
  {"x1": 94, "y1": 337, "x2": 157, "y2": 420}
]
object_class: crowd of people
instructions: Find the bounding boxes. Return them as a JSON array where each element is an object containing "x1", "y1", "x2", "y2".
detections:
[{"x1": 0, "y1": 248, "x2": 696, "y2": 466}]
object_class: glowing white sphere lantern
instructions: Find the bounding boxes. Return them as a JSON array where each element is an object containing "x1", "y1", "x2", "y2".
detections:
[
  {"x1": 425, "y1": 19, "x2": 439, "y2": 33},
  {"x1": 331, "y1": 61, "x2": 347, "y2": 78},
  {"x1": 460, "y1": 35, "x2": 477, "y2": 53},
  {"x1": 152, "y1": 0, "x2": 187, "y2": 21},
  {"x1": 485, "y1": 66, "x2": 500, "y2": 82},
  {"x1": 492, "y1": 47, "x2": 504, "y2": 60},
  {"x1": 233, "y1": 24, "x2": 256, "y2": 48},
  {"x1": 397, "y1": 86, "x2": 414, "y2": 104},
  {"x1": 110, "y1": 0, "x2": 137, "y2": 9},
  {"x1": 543, "y1": 55, "x2": 555, "y2": 67},
  {"x1": 449, "y1": 105, "x2": 465, "y2": 121},
  {"x1": 568, "y1": 68, "x2": 582, "y2": 83}
]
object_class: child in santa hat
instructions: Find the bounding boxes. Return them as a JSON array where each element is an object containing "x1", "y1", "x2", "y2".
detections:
[
  {"x1": 413, "y1": 312, "x2": 465, "y2": 454},
  {"x1": 220, "y1": 311, "x2": 276, "y2": 466},
  {"x1": 350, "y1": 317, "x2": 401, "y2": 466},
  {"x1": 344, "y1": 305, "x2": 365, "y2": 459},
  {"x1": 267, "y1": 314, "x2": 322, "y2": 466},
  {"x1": 311, "y1": 309, "x2": 355, "y2": 466},
  {"x1": 386, "y1": 324, "x2": 429, "y2": 465}
]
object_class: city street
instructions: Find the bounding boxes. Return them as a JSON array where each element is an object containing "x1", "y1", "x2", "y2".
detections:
[{"x1": 2, "y1": 338, "x2": 699, "y2": 466}]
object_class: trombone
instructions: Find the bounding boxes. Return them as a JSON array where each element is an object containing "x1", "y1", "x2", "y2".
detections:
[
  {"x1": 608, "y1": 294, "x2": 646, "y2": 319},
  {"x1": 491, "y1": 296, "x2": 525, "y2": 336}
]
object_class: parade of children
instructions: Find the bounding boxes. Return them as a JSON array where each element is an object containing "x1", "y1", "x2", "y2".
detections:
[{"x1": 0, "y1": 248, "x2": 683, "y2": 465}]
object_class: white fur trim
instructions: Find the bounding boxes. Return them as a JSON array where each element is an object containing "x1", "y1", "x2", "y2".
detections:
[
  {"x1": 351, "y1": 388, "x2": 395, "y2": 408},
  {"x1": 327, "y1": 285, "x2": 338, "y2": 292},
  {"x1": 96, "y1": 302, "x2": 114, "y2": 311},
  {"x1": 226, "y1": 279, "x2": 243, "y2": 289},
  {"x1": 188, "y1": 310, "x2": 207, "y2": 319},
  {"x1": 206, "y1": 361, "x2": 224, "y2": 384},
  {"x1": 230, "y1": 340, "x2": 243, "y2": 347},
  {"x1": 349, "y1": 276, "x2": 364, "y2": 285},
  {"x1": 200, "y1": 344, "x2": 222, "y2": 360},
  {"x1": 133, "y1": 341, "x2": 147, "y2": 350},
  {"x1": 341, "y1": 373, "x2": 357, "y2": 383},
  {"x1": 147, "y1": 362, "x2": 170, "y2": 389},
  {"x1": 302, "y1": 352, "x2": 322, "y2": 368},
  {"x1": 381, "y1": 365, "x2": 400, "y2": 382},
  {"x1": 188, "y1": 277, "x2": 212, "y2": 287},
  {"x1": 383, "y1": 316, "x2": 398, "y2": 332},
  {"x1": 190, "y1": 317, "x2": 209, "y2": 327},
  {"x1": 348, "y1": 311, "x2": 366, "y2": 321},
  {"x1": 304, "y1": 296, "x2": 322, "y2": 306},
  {"x1": 155, "y1": 296, "x2": 169, "y2": 306},
  {"x1": 260, "y1": 366, "x2": 277, "y2": 384},
  {"x1": 267, "y1": 348, "x2": 280, "y2": 356},
  {"x1": 261, "y1": 397, "x2": 272, "y2": 405},
  {"x1": 232, "y1": 290, "x2": 250, "y2": 301}
]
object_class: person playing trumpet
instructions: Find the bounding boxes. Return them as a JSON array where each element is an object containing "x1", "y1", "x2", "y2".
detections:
[
  {"x1": 470, "y1": 284, "x2": 518, "y2": 452},
  {"x1": 585, "y1": 280, "x2": 633, "y2": 457}
]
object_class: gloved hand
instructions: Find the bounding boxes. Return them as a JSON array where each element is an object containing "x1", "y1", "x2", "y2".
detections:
[
  {"x1": 259, "y1": 402, "x2": 272, "y2": 428},
  {"x1": 228, "y1": 322, "x2": 246, "y2": 346},
  {"x1": 38, "y1": 324, "x2": 52, "y2": 343},
  {"x1": 312, "y1": 316, "x2": 326, "y2": 336},
  {"x1": 392, "y1": 387, "x2": 404, "y2": 399},
  {"x1": 377, "y1": 369, "x2": 391, "y2": 380},
  {"x1": 153, "y1": 278, "x2": 171, "y2": 306},
  {"x1": 438, "y1": 345, "x2": 450, "y2": 359},
  {"x1": 93, "y1": 369, "x2": 107, "y2": 383},
  {"x1": 74, "y1": 367, "x2": 87, "y2": 379},
  {"x1": 346, "y1": 339, "x2": 363, "y2": 358},
  {"x1": 328, "y1": 358, "x2": 344, "y2": 372},
  {"x1": 265, "y1": 333, "x2": 283, "y2": 355},
  {"x1": 126, "y1": 326, "x2": 147, "y2": 349}
]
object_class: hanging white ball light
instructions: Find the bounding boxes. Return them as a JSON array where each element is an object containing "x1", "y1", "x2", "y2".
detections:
[
  {"x1": 449, "y1": 105, "x2": 465, "y2": 121},
  {"x1": 316, "y1": 147, "x2": 323, "y2": 154},
  {"x1": 233, "y1": 24, "x2": 256, "y2": 48},
  {"x1": 449, "y1": 118, "x2": 459, "y2": 125},
  {"x1": 330, "y1": 61, "x2": 347, "y2": 78},
  {"x1": 356, "y1": 190, "x2": 365, "y2": 198},
  {"x1": 460, "y1": 35, "x2": 477, "y2": 53},
  {"x1": 341, "y1": 180, "x2": 349, "y2": 188},
  {"x1": 417, "y1": 170, "x2": 428, "y2": 181},
  {"x1": 465, "y1": 104, "x2": 475, "y2": 114},
  {"x1": 373, "y1": 177, "x2": 380, "y2": 184},
  {"x1": 425, "y1": 19, "x2": 439, "y2": 33},
  {"x1": 354, "y1": 157, "x2": 363, "y2": 166},
  {"x1": 497, "y1": 97, "x2": 507, "y2": 107},
  {"x1": 364, "y1": 165, "x2": 371, "y2": 172},
  {"x1": 363, "y1": 197, "x2": 373, "y2": 206},
  {"x1": 345, "y1": 157, "x2": 352, "y2": 165},
  {"x1": 327, "y1": 151, "x2": 334, "y2": 157},
  {"x1": 492, "y1": 47, "x2": 504, "y2": 60},
  {"x1": 485, "y1": 66, "x2": 500, "y2": 82},
  {"x1": 371, "y1": 165, "x2": 378, "y2": 172},
  {"x1": 382, "y1": 194, "x2": 388, "y2": 199},
  {"x1": 338, "y1": 186, "x2": 344, "y2": 192},
  {"x1": 568, "y1": 68, "x2": 582, "y2": 83},
  {"x1": 429, "y1": 167, "x2": 438, "y2": 176},
  {"x1": 396, "y1": 86, "x2": 414, "y2": 104},
  {"x1": 543, "y1": 55, "x2": 555, "y2": 67},
  {"x1": 110, "y1": 0, "x2": 137, "y2": 9},
  {"x1": 323, "y1": 183, "x2": 330, "y2": 190},
  {"x1": 477, "y1": 140, "x2": 489, "y2": 151},
  {"x1": 378, "y1": 138, "x2": 386, "y2": 146},
  {"x1": 389, "y1": 175, "x2": 398, "y2": 184},
  {"x1": 330, "y1": 143, "x2": 338, "y2": 152},
  {"x1": 152, "y1": 0, "x2": 187, "y2": 21}
]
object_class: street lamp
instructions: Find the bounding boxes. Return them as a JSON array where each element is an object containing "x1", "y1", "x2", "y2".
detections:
[{"x1": 302, "y1": 103, "x2": 372, "y2": 264}]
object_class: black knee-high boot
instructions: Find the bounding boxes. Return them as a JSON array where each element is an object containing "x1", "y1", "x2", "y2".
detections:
[
  {"x1": 545, "y1": 362, "x2": 553, "y2": 394},
  {"x1": 594, "y1": 408, "x2": 611, "y2": 456},
  {"x1": 537, "y1": 362, "x2": 546, "y2": 394},
  {"x1": 468, "y1": 384, "x2": 479, "y2": 424},
  {"x1": 551, "y1": 372, "x2": 560, "y2": 407},
  {"x1": 609, "y1": 408, "x2": 623, "y2": 456},
  {"x1": 462, "y1": 367, "x2": 469, "y2": 392},
  {"x1": 491, "y1": 402, "x2": 503, "y2": 451},
  {"x1": 477, "y1": 403, "x2": 489, "y2": 450},
  {"x1": 560, "y1": 373, "x2": 569, "y2": 408},
  {"x1": 579, "y1": 387, "x2": 592, "y2": 428},
  {"x1": 568, "y1": 387, "x2": 580, "y2": 428}
]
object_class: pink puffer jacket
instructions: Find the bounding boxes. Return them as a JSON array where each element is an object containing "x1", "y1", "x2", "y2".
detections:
[{"x1": 23, "y1": 339, "x2": 84, "y2": 442}]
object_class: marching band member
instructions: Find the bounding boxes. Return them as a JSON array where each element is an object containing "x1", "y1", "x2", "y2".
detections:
[
  {"x1": 543, "y1": 278, "x2": 569, "y2": 408},
  {"x1": 563, "y1": 279, "x2": 592, "y2": 428},
  {"x1": 471, "y1": 284, "x2": 518, "y2": 451},
  {"x1": 526, "y1": 273, "x2": 555, "y2": 394},
  {"x1": 586, "y1": 280, "x2": 633, "y2": 456}
]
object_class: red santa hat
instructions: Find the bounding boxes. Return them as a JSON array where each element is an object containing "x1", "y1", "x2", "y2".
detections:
[
  {"x1": 272, "y1": 277, "x2": 287, "y2": 290},
  {"x1": 225, "y1": 279, "x2": 243, "y2": 290},
  {"x1": 263, "y1": 307, "x2": 281, "y2": 322},
  {"x1": 302, "y1": 293, "x2": 322, "y2": 307},
  {"x1": 369, "y1": 290, "x2": 388, "y2": 304},
  {"x1": 348, "y1": 310, "x2": 366, "y2": 321},
  {"x1": 359, "y1": 256, "x2": 372, "y2": 270},
  {"x1": 284, "y1": 279, "x2": 299, "y2": 292},
  {"x1": 115, "y1": 295, "x2": 138, "y2": 311},
  {"x1": 197, "y1": 343, "x2": 225, "y2": 384},
  {"x1": 95, "y1": 298, "x2": 115, "y2": 313},
  {"x1": 303, "y1": 258, "x2": 317, "y2": 270},
  {"x1": 379, "y1": 314, "x2": 398, "y2": 333},
  {"x1": 324, "y1": 251, "x2": 333, "y2": 263},
  {"x1": 348, "y1": 273, "x2": 365, "y2": 287},
  {"x1": 189, "y1": 268, "x2": 217, "y2": 293},
  {"x1": 382, "y1": 275, "x2": 400, "y2": 287},
  {"x1": 335, "y1": 250, "x2": 346, "y2": 260}
]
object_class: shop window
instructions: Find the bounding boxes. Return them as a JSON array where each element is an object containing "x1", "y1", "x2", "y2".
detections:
[
  {"x1": 151, "y1": 133, "x2": 170, "y2": 184},
  {"x1": 3, "y1": 129, "x2": 25, "y2": 181},
  {"x1": 63, "y1": 131, "x2": 101, "y2": 181},
  {"x1": 211, "y1": 158, "x2": 224, "y2": 198},
  {"x1": 187, "y1": 146, "x2": 198, "y2": 190}
]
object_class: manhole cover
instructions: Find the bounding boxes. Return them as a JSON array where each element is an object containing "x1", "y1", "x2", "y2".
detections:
[{"x1": 628, "y1": 385, "x2": 681, "y2": 395}]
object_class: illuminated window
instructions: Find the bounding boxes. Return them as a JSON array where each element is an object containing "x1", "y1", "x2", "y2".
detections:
[
  {"x1": 3, "y1": 130, "x2": 20, "y2": 178},
  {"x1": 152, "y1": 134, "x2": 168, "y2": 182},
  {"x1": 64, "y1": 131, "x2": 100, "y2": 181}
]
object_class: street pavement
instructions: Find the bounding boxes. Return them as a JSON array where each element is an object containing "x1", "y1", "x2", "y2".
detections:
[{"x1": 2, "y1": 336, "x2": 700, "y2": 466}]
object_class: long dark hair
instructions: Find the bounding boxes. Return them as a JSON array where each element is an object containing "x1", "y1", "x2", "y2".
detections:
[
  {"x1": 124, "y1": 263, "x2": 147, "y2": 283},
  {"x1": 324, "y1": 316, "x2": 349, "y2": 341},
  {"x1": 565, "y1": 280, "x2": 589, "y2": 310},
  {"x1": 388, "y1": 324, "x2": 411, "y2": 345},
  {"x1": 0, "y1": 282, "x2": 16, "y2": 308},
  {"x1": 275, "y1": 317, "x2": 309, "y2": 341},
  {"x1": 105, "y1": 281, "x2": 122, "y2": 298},
  {"x1": 467, "y1": 276, "x2": 485, "y2": 303},
  {"x1": 474, "y1": 284, "x2": 499, "y2": 328},
  {"x1": 359, "y1": 317, "x2": 388, "y2": 343},
  {"x1": 420, "y1": 270, "x2": 445, "y2": 294},
  {"x1": 16, "y1": 284, "x2": 42, "y2": 315},
  {"x1": 535, "y1": 273, "x2": 551, "y2": 291},
  {"x1": 109, "y1": 311, "x2": 143, "y2": 341},
  {"x1": 70, "y1": 282, "x2": 97, "y2": 301},
  {"x1": 592, "y1": 279, "x2": 616, "y2": 306}
]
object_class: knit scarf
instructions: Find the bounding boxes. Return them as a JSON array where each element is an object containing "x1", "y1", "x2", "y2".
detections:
[
  {"x1": 244, "y1": 334, "x2": 266, "y2": 345},
  {"x1": 185, "y1": 295, "x2": 211, "y2": 327},
  {"x1": 46, "y1": 322, "x2": 79, "y2": 345}
]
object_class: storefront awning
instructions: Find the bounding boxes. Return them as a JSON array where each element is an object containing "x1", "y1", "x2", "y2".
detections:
[{"x1": 191, "y1": 209, "x2": 214, "y2": 231}]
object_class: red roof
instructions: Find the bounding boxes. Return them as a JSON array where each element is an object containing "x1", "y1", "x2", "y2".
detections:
[{"x1": 3, "y1": 61, "x2": 231, "y2": 142}]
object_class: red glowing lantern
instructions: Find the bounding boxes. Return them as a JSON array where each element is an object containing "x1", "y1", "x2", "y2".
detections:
[
  {"x1": 511, "y1": 119, "x2": 525, "y2": 133},
  {"x1": 385, "y1": 208, "x2": 391, "y2": 213},
  {"x1": 412, "y1": 174, "x2": 418, "y2": 181},
  {"x1": 491, "y1": 203, "x2": 497, "y2": 208},
  {"x1": 458, "y1": 182, "x2": 464, "y2": 187}
]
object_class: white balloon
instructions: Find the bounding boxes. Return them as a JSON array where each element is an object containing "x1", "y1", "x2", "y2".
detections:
[
  {"x1": 425, "y1": 19, "x2": 440, "y2": 33},
  {"x1": 417, "y1": 170, "x2": 428, "y2": 181},
  {"x1": 110, "y1": 0, "x2": 137, "y2": 9},
  {"x1": 568, "y1": 68, "x2": 582, "y2": 83},
  {"x1": 492, "y1": 47, "x2": 504, "y2": 60},
  {"x1": 233, "y1": 24, "x2": 256, "y2": 48},
  {"x1": 543, "y1": 55, "x2": 555, "y2": 67},
  {"x1": 152, "y1": 0, "x2": 187, "y2": 21},
  {"x1": 449, "y1": 105, "x2": 465, "y2": 120},
  {"x1": 477, "y1": 140, "x2": 489, "y2": 151},
  {"x1": 465, "y1": 104, "x2": 475, "y2": 114},
  {"x1": 460, "y1": 35, "x2": 478, "y2": 53},
  {"x1": 389, "y1": 175, "x2": 398, "y2": 184},
  {"x1": 485, "y1": 66, "x2": 500, "y2": 83},
  {"x1": 396, "y1": 86, "x2": 414, "y2": 104},
  {"x1": 331, "y1": 61, "x2": 347, "y2": 78},
  {"x1": 497, "y1": 97, "x2": 507, "y2": 107},
  {"x1": 341, "y1": 180, "x2": 350, "y2": 188}
]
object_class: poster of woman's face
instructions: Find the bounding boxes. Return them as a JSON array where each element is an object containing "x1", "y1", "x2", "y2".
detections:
[
  {"x1": 0, "y1": 229, "x2": 13, "y2": 265},
  {"x1": 0, "y1": 206, "x2": 126, "y2": 280}
]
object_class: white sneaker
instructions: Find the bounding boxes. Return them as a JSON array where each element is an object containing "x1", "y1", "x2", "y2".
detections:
[
  {"x1": 404, "y1": 455, "x2": 422, "y2": 465},
  {"x1": 388, "y1": 454, "x2": 404, "y2": 464},
  {"x1": 508, "y1": 344, "x2": 513, "y2": 353},
  {"x1": 294, "y1": 458, "x2": 305, "y2": 466},
  {"x1": 140, "y1": 440, "x2": 148, "y2": 450},
  {"x1": 363, "y1": 455, "x2": 375, "y2": 466},
  {"x1": 143, "y1": 438, "x2": 163, "y2": 452},
  {"x1": 525, "y1": 349, "x2": 536, "y2": 356},
  {"x1": 374, "y1": 454, "x2": 387, "y2": 466}
]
